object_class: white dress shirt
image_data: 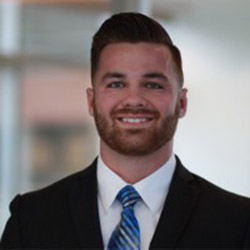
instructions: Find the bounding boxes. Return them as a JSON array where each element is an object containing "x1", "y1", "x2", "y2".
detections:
[{"x1": 97, "y1": 154, "x2": 176, "y2": 250}]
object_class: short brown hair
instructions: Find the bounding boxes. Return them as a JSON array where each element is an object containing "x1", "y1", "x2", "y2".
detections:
[{"x1": 91, "y1": 12, "x2": 184, "y2": 86}]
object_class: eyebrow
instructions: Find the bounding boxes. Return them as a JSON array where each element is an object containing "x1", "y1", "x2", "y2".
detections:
[
  {"x1": 101, "y1": 72, "x2": 125, "y2": 82},
  {"x1": 100, "y1": 71, "x2": 169, "y2": 83},
  {"x1": 142, "y1": 72, "x2": 169, "y2": 82}
]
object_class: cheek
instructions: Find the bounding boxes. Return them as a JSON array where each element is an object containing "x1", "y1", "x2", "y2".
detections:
[
  {"x1": 153, "y1": 97, "x2": 177, "y2": 116},
  {"x1": 95, "y1": 94, "x2": 118, "y2": 114}
]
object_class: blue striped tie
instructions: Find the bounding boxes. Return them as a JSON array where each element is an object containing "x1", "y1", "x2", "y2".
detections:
[{"x1": 108, "y1": 185, "x2": 141, "y2": 250}]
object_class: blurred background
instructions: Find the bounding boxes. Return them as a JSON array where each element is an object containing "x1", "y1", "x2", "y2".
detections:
[{"x1": 0, "y1": 0, "x2": 250, "y2": 235}]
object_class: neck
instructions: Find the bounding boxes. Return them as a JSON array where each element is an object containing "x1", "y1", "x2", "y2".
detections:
[{"x1": 100, "y1": 141, "x2": 173, "y2": 184}]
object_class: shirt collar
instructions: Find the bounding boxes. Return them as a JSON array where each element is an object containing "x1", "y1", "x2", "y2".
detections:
[
  {"x1": 134, "y1": 154, "x2": 176, "y2": 214},
  {"x1": 97, "y1": 157, "x2": 127, "y2": 214},
  {"x1": 97, "y1": 154, "x2": 176, "y2": 215}
]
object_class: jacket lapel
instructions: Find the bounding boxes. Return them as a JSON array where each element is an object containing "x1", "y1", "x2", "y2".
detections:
[
  {"x1": 66, "y1": 156, "x2": 200, "y2": 248},
  {"x1": 68, "y1": 159, "x2": 104, "y2": 248},
  {"x1": 150, "y1": 157, "x2": 201, "y2": 249}
]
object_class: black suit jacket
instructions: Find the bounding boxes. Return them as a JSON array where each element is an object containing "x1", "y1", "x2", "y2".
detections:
[{"x1": 1, "y1": 157, "x2": 250, "y2": 249}]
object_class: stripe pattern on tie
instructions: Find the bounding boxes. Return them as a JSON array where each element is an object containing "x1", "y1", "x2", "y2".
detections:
[{"x1": 108, "y1": 185, "x2": 141, "y2": 250}]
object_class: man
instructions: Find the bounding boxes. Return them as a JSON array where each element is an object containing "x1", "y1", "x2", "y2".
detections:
[{"x1": 1, "y1": 12, "x2": 250, "y2": 249}]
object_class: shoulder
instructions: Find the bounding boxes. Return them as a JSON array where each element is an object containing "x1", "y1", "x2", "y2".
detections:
[
  {"x1": 175, "y1": 156, "x2": 250, "y2": 212},
  {"x1": 1, "y1": 159, "x2": 98, "y2": 248},
  {"x1": 11, "y1": 158, "x2": 98, "y2": 211},
  {"x1": 193, "y1": 172, "x2": 250, "y2": 209}
]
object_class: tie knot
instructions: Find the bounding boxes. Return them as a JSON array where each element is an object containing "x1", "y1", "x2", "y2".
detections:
[{"x1": 117, "y1": 185, "x2": 140, "y2": 208}]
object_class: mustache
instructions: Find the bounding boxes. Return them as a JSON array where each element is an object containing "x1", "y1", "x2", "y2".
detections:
[{"x1": 111, "y1": 107, "x2": 160, "y2": 118}]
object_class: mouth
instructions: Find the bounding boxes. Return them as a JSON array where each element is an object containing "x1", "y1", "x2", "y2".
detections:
[
  {"x1": 115, "y1": 116, "x2": 155, "y2": 129},
  {"x1": 118, "y1": 117, "x2": 153, "y2": 124},
  {"x1": 112, "y1": 108, "x2": 159, "y2": 127}
]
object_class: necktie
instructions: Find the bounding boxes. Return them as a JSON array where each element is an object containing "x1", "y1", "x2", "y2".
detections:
[{"x1": 108, "y1": 185, "x2": 141, "y2": 250}]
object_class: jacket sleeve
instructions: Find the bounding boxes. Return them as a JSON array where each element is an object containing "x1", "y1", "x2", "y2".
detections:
[
  {"x1": 243, "y1": 218, "x2": 250, "y2": 249},
  {"x1": 0, "y1": 195, "x2": 23, "y2": 249}
]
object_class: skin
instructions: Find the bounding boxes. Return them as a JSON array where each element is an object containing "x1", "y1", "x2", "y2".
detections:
[{"x1": 87, "y1": 42, "x2": 187, "y2": 184}]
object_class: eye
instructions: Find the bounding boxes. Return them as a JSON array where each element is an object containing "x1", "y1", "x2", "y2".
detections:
[
  {"x1": 145, "y1": 82, "x2": 163, "y2": 89},
  {"x1": 107, "y1": 82, "x2": 125, "y2": 89}
]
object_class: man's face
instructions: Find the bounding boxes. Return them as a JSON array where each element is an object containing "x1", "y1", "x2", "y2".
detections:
[{"x1": 87, "y1": 42, "x2": 187, "y2": 156}]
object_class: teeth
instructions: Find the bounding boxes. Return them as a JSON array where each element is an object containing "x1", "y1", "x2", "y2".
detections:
[{"x1": 121, "y1": 118, "x2": 149, "y2": 123}]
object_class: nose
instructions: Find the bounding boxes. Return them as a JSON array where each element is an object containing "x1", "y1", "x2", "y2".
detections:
[{"x1": 120, "y1": 86, "x2": 148, "y2": 107}]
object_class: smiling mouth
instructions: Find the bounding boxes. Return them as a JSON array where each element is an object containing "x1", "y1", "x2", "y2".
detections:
[{"x1": 117, "y1": 117, "x2": 154, "y2": 124}]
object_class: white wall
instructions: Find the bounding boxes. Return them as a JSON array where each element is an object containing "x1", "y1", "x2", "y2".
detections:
[{"x1": 164, "y1": 2, "x2": 250, "y2": 197}]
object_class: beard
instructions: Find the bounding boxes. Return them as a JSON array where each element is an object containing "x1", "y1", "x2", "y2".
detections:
[{"x1": 93, "y1": 102, "x2": 179, "y2": 156}]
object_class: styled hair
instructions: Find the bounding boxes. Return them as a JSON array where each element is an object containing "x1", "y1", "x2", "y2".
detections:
[{"x1": 91, "y1": 12, "x2": 184, "y2": 86}]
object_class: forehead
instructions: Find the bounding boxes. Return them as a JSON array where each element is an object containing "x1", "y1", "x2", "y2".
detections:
[{"x1": 96, "y1": 42, "x2": 174, "y2": 77}]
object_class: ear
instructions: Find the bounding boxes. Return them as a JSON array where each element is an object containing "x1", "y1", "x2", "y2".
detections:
[
  {"x1": 86, "y1": 87, "x2": 94, "y2": 117},
  {"x1": 178, "y1": 88, "x2": 188, "y2": 118}
]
